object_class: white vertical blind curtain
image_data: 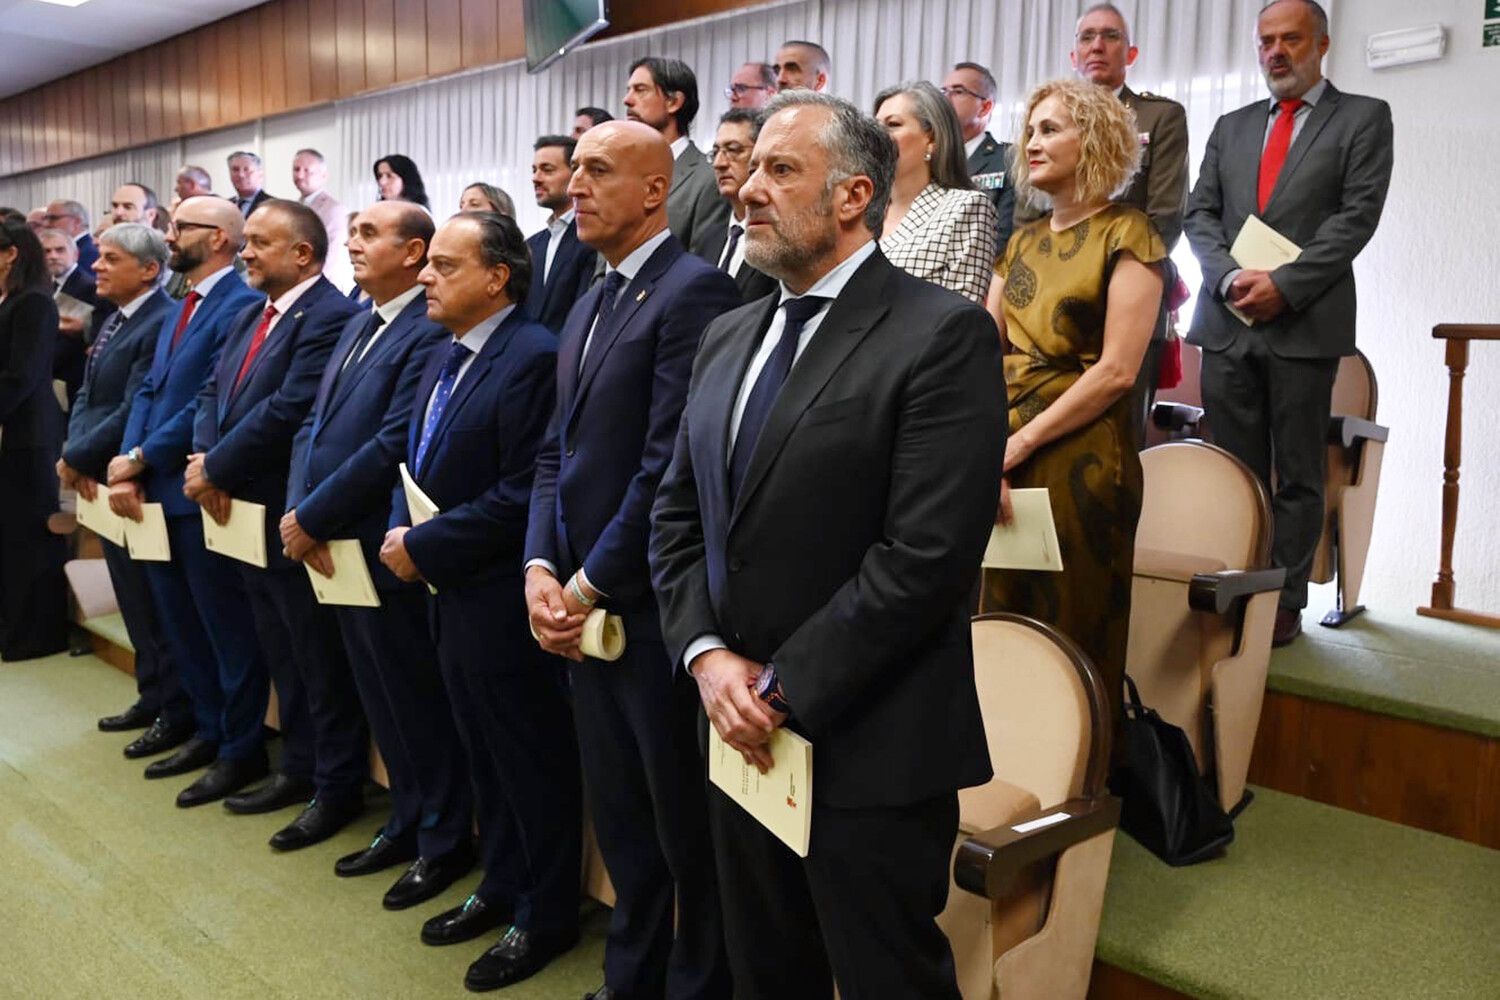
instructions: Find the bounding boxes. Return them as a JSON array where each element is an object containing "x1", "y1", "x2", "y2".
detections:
[{"x1": 2, "y1": 0, "x2": 1317, "y2": 244}]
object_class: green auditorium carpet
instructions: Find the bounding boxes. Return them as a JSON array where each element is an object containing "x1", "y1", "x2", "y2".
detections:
[
  {"x1": 1269, "y1": 585, "x2": 1500, "y2": 737},
  {"x1": 1099, "y1": 787, "x2": 1500, "y2": 999},
  {"x1": 0, "y1": 652, "x2": 606, "y2": 1000}
]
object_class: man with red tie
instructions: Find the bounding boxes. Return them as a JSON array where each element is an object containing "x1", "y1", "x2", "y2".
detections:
[
  {"x1": 184, "y1": 200, "x2": 365, "y2": 844},
  {"x1": 1185, "y1": 0, "x2": 1392, "y2": 646}
]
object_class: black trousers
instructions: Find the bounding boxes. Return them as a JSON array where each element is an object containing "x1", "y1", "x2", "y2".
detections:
[
  {"x1": 431, "y1": 581, "x2": 581, "y2": 937},
  {"x1": 1200, "y1": 335, "x2": 1338, "y2": 610},
  {"x1": 0, "y1": 445, "x2": 67, "y2": 661},
  {"x1": 709, "y1": 784, "x2": 961, "y2": 1000},
  {"x1": 240, "y1": 564, "x2": 367, "y2": 803},
  {"x1": 571, "y1": 642, "x2": 728, "y2": 999},
  {"x1": 337, "y1": 586, "x2": 471, "y2": 859},
  {"x1": 101, "y1": 537, "x2": 189, "y2": 727}
]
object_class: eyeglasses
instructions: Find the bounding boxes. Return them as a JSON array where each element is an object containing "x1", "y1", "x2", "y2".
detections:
[
  {"x1": 1077, "y1": 28, "x2": 1126, "y2": 44},
  {"x1": 708, "y1": 142, "x2": 752, "y2": 159},
  {"x1": 938, "y1": 85, "x2": 984, "y2": 101},
  {"x1": 169, "y1": 221, "x2": 221, "y2": 235},
  {"x1": 724, "y1": 84, "x2": 770, "y2": 100}
]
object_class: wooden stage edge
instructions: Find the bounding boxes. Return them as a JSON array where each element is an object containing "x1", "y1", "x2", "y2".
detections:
[{"x1": 1089, "y1": 961, "x2": 1191, "y2": 1000}]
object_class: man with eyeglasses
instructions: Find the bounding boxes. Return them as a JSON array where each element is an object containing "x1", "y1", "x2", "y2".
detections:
[
  {"x1": 725, "y1": 61, "x2": 776, "y2": 110},
  {"x1": 44, "y1": 199, "x2": 98, "y2": 274},
  {"x1": 941, "y1": 62, "x2": 1016, "y2": 256},
  {"x1": 702, "y1": 109, "x2": 777, "y2": 303},
  {"x1": 1071, "y1": 2, "x2": 1190, "y2": 444}
]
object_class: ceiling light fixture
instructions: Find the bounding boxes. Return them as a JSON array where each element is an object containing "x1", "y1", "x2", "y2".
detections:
[{"x1": 35, "y1": 0, "x2": 95, "y2": 7}]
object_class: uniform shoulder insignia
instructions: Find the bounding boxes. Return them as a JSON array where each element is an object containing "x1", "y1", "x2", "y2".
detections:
[{"x1": 1139, "y1": 90, "x2": 1164, "y2": 100}]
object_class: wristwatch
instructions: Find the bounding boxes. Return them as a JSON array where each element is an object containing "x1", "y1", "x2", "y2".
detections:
[
  {"x1": 128, "y1": 446, "x2": 146, "y2": 467},
  {"x1": 754, "y1": 663, "x2": 791, "y2": 715}
]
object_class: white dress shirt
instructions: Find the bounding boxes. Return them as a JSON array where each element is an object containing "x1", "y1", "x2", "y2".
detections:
[
  {"x1": 189, "y1": 264, "x2": 235, "y2": 300},
  {"x1": 716, "y1": 208, "x2": 749, "y2": 277},
  {"x1": 543, "y1": 209, "x2": 576, "y2": 285},
  {"x1": 343, "y1": 282, "x2": 423, "y2": 371},
  {"x1": 114, "y1": 287, "x2": 157, "y2": 319},
  {"x1": 577, "y1": 227, "x2": 673, "y2": 369},
  {"x1": 421, "y1": 304, "x2": 514, "y2": 427},
  {"x1": 259, "y1": 273, "x2": 323, "y2": 340},
  {"x1": 963, "y1": 131, "x2": 985, "y2": 161},
  {"x1": 670, "y1": 136, "x2": 690, "y2": 161}
]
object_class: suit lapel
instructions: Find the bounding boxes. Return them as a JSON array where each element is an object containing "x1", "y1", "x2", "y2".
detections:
[
  {"x1": 710, "y1": 295, "x2": 779, "y2": 504},
  {"x1": 556, "y1": 281, "x2": 599, "y2": 408},
  {"x1": 729, "y1": 256, "x2": 892, "y2": 525},
  {"x1": 1267, "y1": 84, "x2": 1342, "y2": 209},
  {"x1": 420, "y1": 309, "x2": 522, "y2": 476}
]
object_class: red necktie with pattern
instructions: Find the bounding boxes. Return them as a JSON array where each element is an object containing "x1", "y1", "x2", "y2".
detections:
[
  {"x1": 169, "y1": 291, "x2": 202, "y2": 352},
  {"x1": 232, "y1": 303, "x2": 278, "y2": 393},
  {"x1": 1257, "y1": 98, "x2": 1304, "y2": 212}
]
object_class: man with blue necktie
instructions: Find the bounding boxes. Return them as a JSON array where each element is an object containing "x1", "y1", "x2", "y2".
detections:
[{"x1": 378, "y1": 211, "x2": 577, "y2": 993}]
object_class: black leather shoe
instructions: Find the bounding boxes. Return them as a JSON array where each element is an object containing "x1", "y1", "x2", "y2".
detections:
[
  {"x1": 175, "y1": 753, "x2": 270, "y2": 808},
  {"x1": 224, "y1": 773, "x2": 315, "y2": 815},
  {"x1": 335, "y1": 832, "x2": 417, "y2": 878},
  {"x1": 1273, "y1": 608, "x2": 1303, "y2": 647},
  {"x1": 143, "y1": 737, "x2": 217, "y2": 779},
  {"x1": 124, "y1": 718, "x2": 192, "y2": 759},
  {"x1": 389, "y1": 848, "x2": 477, "y2": 912},
  {"x1": 98, "y1": 702, "x2": 154, "y2": 732},
  {"x1": 420, "y1": 892, "x2": 508, "y2": 945},
  {"x1": 268, "y1": 797, "x2": 363, "y2": 851},
  {"x1": 465, "y1": 926, "x2": 579, "y2": 992}
]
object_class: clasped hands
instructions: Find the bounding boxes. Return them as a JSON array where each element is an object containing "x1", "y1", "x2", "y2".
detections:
[
  {"x1": 691, "y1": 649, "x2": 787, "y2": 774},
  {"x1": 1227, "y1": 268, "x2": 1287, "y2": 323},
  {"x1": 524, "y1": 566, "x2": 597, "y2": 663},
  {"x1": 104, "y1": 451, "x2": 147, "y2": 521},
  {"x1": 56, "y1": 458, "x2": 100, "y2": 503},
  {"x1": 278, "y1": 509, "x2": 334, "y2": 577}
]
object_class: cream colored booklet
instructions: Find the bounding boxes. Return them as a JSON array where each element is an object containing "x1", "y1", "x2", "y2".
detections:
[
  {"x1": 76, "y1": 489, "x2": 126, "y2": 546},
  {"x1": 1227, "y1": 215, "x2": 1302, "y2": 326},
  {"x1": 397, "y1": 462, "x2": 439, "y2": 594},
  {"x1": 201, "y1": 499, "x2": 267, "y2": 568},
  {"x1": 306, "y1": 539, "x2": 380, "y2": 608},
  {"x1": 983, "y1": 487, "x2": 1063, "y2": 572},
  {"x1": 708, "y1": 725, "x2": 813, "y2": 857},
  {"x1": 124, "y1": 503, "x2": 171, "y2": 561},
  {"x1": 580, "y1": 609, "x2": 625, "y2": 661}
]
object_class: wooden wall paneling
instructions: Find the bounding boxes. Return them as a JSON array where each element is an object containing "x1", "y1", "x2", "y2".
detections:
[
  {"x1": 393, "y1": 0, "x2": 428, "y2": 83},
  {"x1": 160, "y1": 48, "x2": 183, "y2": 140},
  {"x1": 309, "y1": 0, "x2": 341, "y2": 104},
  {"x1": 282, "y1": 0, "x2": 313, "y2": 110},
  {"x1": 127, "y1": 53, "x2": 149, "y2": 146},
  {"x1": 1, "y1": 103, "x2": 18, "y2": 178},
  {"x1": 18, "y1": 95, "x2": 36, "y2": 175},
  {"x1": 236, "y1": 11, "x2": 266, "y2": 122},
  {"x1": 258, "y1": 4, "x2": 289, "y2": 115},
  {"x1": 196, "y1": 26, "x2": 220, "y2": 131},
  {"x1": 496, "y1": 0, "x2": 525, "y2": 63},
  {"x1": 56, "y1": 76, "x2": 76, "y2": 164},
  {"x1": 42, "y1": 85, "x2": 60, "y2": 170},
  {"x1": 363, "y1": 0, "x2": 397, "y2": 91},
  {"x1": 460, "y1": 0, "x2": 500, "y2": 70},
  {"x1": 142, "y1": 54, "x2": 165, "y2": 142},
  {"x1": 215, "y1": 21, "x2": 242, "y2": 126},
  {"x1": 176, "y1": 37, "x2": 201, "y2": 136},
  {"x1": 426, "y1": 0, "x2": 463, "y2": 79},
  {"x1": 336, "y1": 0, "x2": 368, "y2": 97}
]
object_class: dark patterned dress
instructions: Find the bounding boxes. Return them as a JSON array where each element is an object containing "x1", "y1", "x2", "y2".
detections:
[{"x1": 980, "y1": 204, "x2": 1165, "y2": 726}]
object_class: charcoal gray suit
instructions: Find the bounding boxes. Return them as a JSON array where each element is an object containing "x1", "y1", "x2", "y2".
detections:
[{"x1": 666, "y1": 141, "x2": 731, "y2": 263}]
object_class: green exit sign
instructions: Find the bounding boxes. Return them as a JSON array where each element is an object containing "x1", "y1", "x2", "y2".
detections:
[
  {"x1": 1489, "y1": 0, "x2": 1500, "y2": 19},
  {"x1": 1487, "y1": 22, "x2": 1500, "y2": 47}
]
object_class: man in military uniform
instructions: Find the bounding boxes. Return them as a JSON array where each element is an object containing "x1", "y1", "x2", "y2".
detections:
[{"x1": 943, "y1": 62, "x2": 1017, "y2": 256}]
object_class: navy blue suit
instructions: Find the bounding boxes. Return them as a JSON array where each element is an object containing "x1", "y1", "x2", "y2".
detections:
[
  {"x1": 524, "y1": 220, "x2": 596, "y2": 334},
  {"x1": 524, "y1": 233, "x2": 739, "y2": 997},
  {"x1": 194, "y1": 276, "x2": 365, "y2": 800},
  {"x1": 288, "y1": 291, "x2": 471, "y2": 857},
  {"x1": 121, "y1": 269, "x2": 266, "y2": 760},
  {"x1": 395, "y1": 305, "x2": 579, "y2": 937},
  {"x1": 75, "y1": 233, "x2": 99, "y2": 275},
  {"x1": 64, "y1": 288, "x2": 185, "y2": 724}
]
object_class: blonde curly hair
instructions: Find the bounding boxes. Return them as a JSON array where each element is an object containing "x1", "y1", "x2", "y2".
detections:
[{"x1": 1012, "y1": 78, "x2": 1142, "y2": 210}]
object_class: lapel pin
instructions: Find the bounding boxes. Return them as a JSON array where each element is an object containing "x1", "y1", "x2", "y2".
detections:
[{"x1": 635, "y1": 289, "x2": 647, "y2": 303}]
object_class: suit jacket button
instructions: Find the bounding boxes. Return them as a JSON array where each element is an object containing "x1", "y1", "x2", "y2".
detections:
[
  {"x1": 729, "y1": 558, "x2": 744, "y2": 572},
  {"x1": 565, "y1": 447, "x2": 575, "y2": 458}
]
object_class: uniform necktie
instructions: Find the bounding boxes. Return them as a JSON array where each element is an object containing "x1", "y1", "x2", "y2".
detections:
[
  {"x1": 414, "y1": 340, "x2": 473, "y2": 472},
  {"x1": 169, "y1": 291, "x2": 202, "y2": 352},
  {"x1": 729, "y1": 295, "x2": 830, "y2": 499},
  {"x1": 719, "y1": 224, "x2": 743, "y2": 273},
  {"x1": 1257, "y1": 98, "x2": 1304, "y2": 212},
  {"x1": 232, "y1": 303, "x2": 279, "y2": 393},
  {"x1": 84, "y1": 310, "x2": 125, "y2": 382},
  {"x1": 579, "y1": 270, "x2": 626, "y2": 374},
  {"x1": 331, "y1": 310, "x2": 387, "y2": 398}
]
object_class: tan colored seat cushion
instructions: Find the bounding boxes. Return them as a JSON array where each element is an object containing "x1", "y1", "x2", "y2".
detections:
[
  {"x1": 1134, "y1": 547, "x2": 1227, "y2": 584},
  {"x1": 959, "y1": 776, "x2": 1044, "y2": 835}
]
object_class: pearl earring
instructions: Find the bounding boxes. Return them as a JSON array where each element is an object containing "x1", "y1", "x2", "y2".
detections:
[{"x1": 924, "y1": 150, "x2": 932, "y2": 162}]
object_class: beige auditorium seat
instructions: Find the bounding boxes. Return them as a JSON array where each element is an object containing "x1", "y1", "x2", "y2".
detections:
[
  {"x1": 940, "y1": 613, "x2": 1120, "y2": 1000},
  {"x1": 1126, "y1": 442, "x2": 1285, "y2": 815},
  {"x1": 1310, "y1": 349, "x2": 1388, "y2": 627},
  {"x1": 1144, "y1": 341, "x2": 1206, "y2": 447}
]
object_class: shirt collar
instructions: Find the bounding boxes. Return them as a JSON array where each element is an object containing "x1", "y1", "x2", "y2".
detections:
[
  {"x1": 1270, "y1": 76, "x2": 1328, "y2": 110},
  {"x1": 778, "y1": 238, "x2": 878, "y2": 303},
  {"x1": 191, "y1": 264, "x2": 235, "y2": 298},
  {"x1": 451, "y1": 303, "x2": 515, "y2": 353},
  {"x1": 55, "y1": 264, "x2": 77, "y2": 287},
  {"x1": 375, "y1": 283, "x2": 424, "y2": 324},
  {"x1": 730, "y1": 206, "x2": 748, "y2": 226},
  {"x1": 963, "y1": 131, "x2": 987, "y2": 160},
  {"x1": 548, "y1": 208, "x2": 575, "y2": 232},
  {"x1": 269, "y1": 273, "x2": 323, "y2": 316},
  {"x1": 115, "y1": 287, "x2": 157, "y2": 319},
  {"x1": 607, "y1": 228, "x2": 673, "y2": 282},
  {"x1": 670, "y1": 136, "x2": 690, "y2": 161},
  {"x1": 299, "y1": 190, "x2": 323, "y2": 204}
]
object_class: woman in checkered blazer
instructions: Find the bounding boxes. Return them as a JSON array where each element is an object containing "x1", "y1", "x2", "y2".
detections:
[{"x1": 873, "y1": 81, "x2": 999, "y2": 304}]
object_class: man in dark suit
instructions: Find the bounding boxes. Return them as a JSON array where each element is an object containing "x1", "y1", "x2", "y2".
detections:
[
  {"x1": 525, "y1": 120, "x2": 740, "y2": 1000},
  {"x1": 1185, "y1": 0, "x2": 1392, "y2": 646},
  {"x1": 109, "y1": 196, "x2": 266, "y2": 804},
  {"x1": 701, "y1": 108, "x2": 779, "y2": 304},
  {"x1": 379, "y1": 212, "x2": 578, "y2": 992},
  {"x1": 1072, "y1": 1, "x2": 1191, "y2": 442},
  {"x1": 39, "y1": 226, "x2": 103, "y2": 406},
  {"x1": 649, "y1": 91, "x2": 1005, "y2": 999},
  {"x1": 280, "y1": 200, "x2": 474, "y2": 902},
  {"x1": 228, "y1": 151, "x2": 274, "y2": 218},
  {"x1": 44, "y1": 199, "x2": 98, "y2": 273},
  {"x1": 182, "y1": 199, "x2": 366, "y2": 846},
  {"x1": 57, "y1": 224, "x2": 188, "y2": 752},
  {"x1": 625, "y1": 56, "x2": 729, "y2": 262},
  {"x1": 942, "y1": 62, "x2": 1017, "y2": 254},
  {"x1": 524, "y1": 134, "x2": 597, "y2": 334}
]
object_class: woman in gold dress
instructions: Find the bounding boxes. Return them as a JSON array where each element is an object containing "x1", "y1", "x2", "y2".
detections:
[{"x1": 981, "y1": 79, "x2": 1165, "y2": 728}]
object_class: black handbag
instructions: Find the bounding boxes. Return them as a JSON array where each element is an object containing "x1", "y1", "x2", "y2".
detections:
[{"x1": 1108, "y1": 674, "x2": 1234, "y2": 866}]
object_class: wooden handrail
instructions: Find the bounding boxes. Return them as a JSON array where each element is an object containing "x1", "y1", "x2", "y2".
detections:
[{"x1": 1417, "y1": 325, "x2": 1500, "y2": 628}]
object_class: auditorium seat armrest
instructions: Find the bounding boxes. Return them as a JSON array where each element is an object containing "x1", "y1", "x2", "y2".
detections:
[
  {"x1": 954, "y1": 795, "x2": 1121, "y2": 900},
  {"x1": 1151, "y1": 401, "x2": 1204, "y2": 434},
  {"x1": 1188, "y1": 568, "x2": 1287, "y2": 615},
  {"x1": 1328, "y1": 415, "x2": 1389, "y2": 447}
]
